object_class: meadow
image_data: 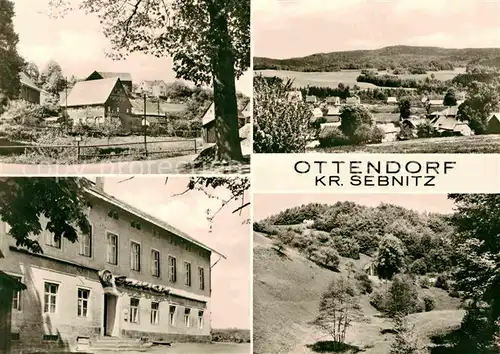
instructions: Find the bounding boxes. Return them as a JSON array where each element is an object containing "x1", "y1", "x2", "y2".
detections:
[{"x1": 255, "y1": 68, "x2": 466, "y2": 89}]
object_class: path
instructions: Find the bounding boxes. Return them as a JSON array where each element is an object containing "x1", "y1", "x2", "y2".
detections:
[{"x1": 0, "y1": 154, "x2": 198, "y2": 175}]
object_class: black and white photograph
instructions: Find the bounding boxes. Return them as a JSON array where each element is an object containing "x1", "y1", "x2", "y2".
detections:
[
  {"x1": 0, "y1": 176, "x2": 251, "y2": 353},
  {"x1": 0, "y1": 0, "x2": 250, "y2": 174},
  {"x1": 253, "y1": 193, "x2": 499, "y2": 354},
  {"x1": 253, "y1": 0, "x2": 500, "y2": 154}
]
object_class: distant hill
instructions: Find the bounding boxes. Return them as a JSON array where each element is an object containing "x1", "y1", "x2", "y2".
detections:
[{"x1": 254, "y1": 45, "x2": 500, "y2": 72}]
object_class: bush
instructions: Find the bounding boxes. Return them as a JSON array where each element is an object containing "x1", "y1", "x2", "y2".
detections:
[
  {"x1": 419, "y1": 276, "x2": 432, "y2": 289},
  {"x1": 434, "y1": 275, "x2": 450, "y2": 291},
  {"x1": 332, "y1": 236, "x2": 360, "y2": 259},
  {"x1": 369, "y1": 289, "x2": 387, "y2": 312},
  {"x1": 423, "y1": 295, "x2": 435, "y2": 312},
  {"x1": 370, "y1": 126, "x2": 385, "y2": 143},
  {"x1": 410, "y1": 259, "x2": 428, "y2": 275},
  {"x1": 355, "y1": 272, "x2": 373, "y2": 294},
  {"x1": 310, "y1": 246, "x2": 340, "y2": 271},
  {"x1": 1, "y1": 100, "x2": 48, "y2": 126},
  {"x1": 351, "y1": 123, "x2": 374, "y2": 144},
  {"x1": 318, "y1": 127, "x2": 349, "y2": 147}
]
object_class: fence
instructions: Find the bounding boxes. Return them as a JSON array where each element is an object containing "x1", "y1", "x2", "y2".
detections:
[{"x1": 0, "y1": 138, "x2": 199, "y2": 163}]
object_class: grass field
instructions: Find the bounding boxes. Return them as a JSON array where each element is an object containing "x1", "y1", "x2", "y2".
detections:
[
  {"x1": 253, "y1": 231, "x2": 464, "y2": 354},
  {"x1": 313, "y1": 134, "x2": 500, "y2": 153},
  {"x1": 255, "y1": 68, "x2": 465, "y2": 89}
]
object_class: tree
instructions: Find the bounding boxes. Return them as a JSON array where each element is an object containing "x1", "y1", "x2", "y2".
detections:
[
  {"x1": 312, "y1": 276, "x2": 363, "y2": 348},
  {"x1": 0, "y1": 177, "x2": 91, "y2": 254},
  {"x1": 398, "y1": 97, "x2": 411, "y2": 119},
  {"x1": 443, "y1": 87, "x2": 458, "y2": 106},
  {"x1": 253, "y1": 76, "x2": 312, "y2": 153},
  {"x1": 273, "y1": 230, "x2": 294, "y2": 253},
  {"x1": 339, "y1": 105, "x2": 373, "y2": 140},
  {"x1": 390, "y1": 313, "x2": 428, "y2": 354},
  {"x1": 101, "y1": 118, "x2": 122, "y2": 144},
  {"x1": 386, "y1": 274, "x2": 420, "y2": 317},
  {"x1": 0, "y1": 0, "x2": 25, "y2": 99},
  {"x1": 448, "y1": 194, "x2": 500, "y2": 353},
  {"x1": 375, "y1": 234, "x2": 406, "y2": 280},
  {"x1": 51, "y1": 0, "x2": 249, "y2": 162},
  {"x1": 39, "y1": 60, "x2": 66, "y2": 95},
  {"x1": 457, "y1": 81, "x2": 500, "y2": 134},
  {"x1": 24, "y1": 62, "x2": 40, "y2": 83}
]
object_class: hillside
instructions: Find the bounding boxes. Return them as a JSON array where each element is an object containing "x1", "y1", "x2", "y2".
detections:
[
  {"x1": 253, "y1": 231, "x2": 464, "y2": 354},
  {"x1": 254, "y1": 45, "x2": 500, "y2": 72}
]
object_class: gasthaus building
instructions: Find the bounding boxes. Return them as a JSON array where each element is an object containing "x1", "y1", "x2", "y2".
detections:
[{"x1": 0, "y1": 178, "x2": 224, "y2": 353}]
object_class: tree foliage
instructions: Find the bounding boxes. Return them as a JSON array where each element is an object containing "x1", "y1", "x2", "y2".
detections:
[
  {"x1": 253, "y1": 75, "x2": 312, "y2": 153},
  {"x1": 0, "y1": 177, "x2": 91, "y2": 254},
  {"x1": 0, "y1": 0, "x2": 25, "y2": 99},
  {"x1": 39, "y1": 60, "x2": 66, "y2": 95},
  {"x1": 398, "y1": 97, "x2": 411, "y2": 119},
  {"x1": 443, "y1": 87, "x2": 458, "y2": 106},
  {"x1": 457, "y1": 81, "x2": 500, "y2": 134},
  {"x1": 376, "y1": 234, "x2": 406, "y2": 280}
]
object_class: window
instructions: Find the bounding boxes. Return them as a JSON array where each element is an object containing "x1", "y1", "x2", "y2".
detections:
[
  {"x1": 184, "y1": 262, "x2": 191, "y2": 287},
  {"x1": 79, "y1": 226, "x2": 92, "y2": 257},
  {"x1": 131, "y1": 242, "x2": 141, "y2": 271},
  {"x1": 169, "y1": 305, "x2": 176, "y2": 325},
  {"x1": 168, "y1": 256, "x2": 177, "y2": 282},
  {"x1": 45, "y1": 232, "x2": 61, "y2": 249},
  {"x1": 184, "y1": 308, "x2": 191, "y2": 328},
  {"x1": 198, "y1": 310, "x2": 204, "y2": 329},
  {"x1": 150, "y1": 302, "x2": 159, "y2": 324},
  {"x1": 130, "y1": 298, "x2": 139, "y2": 323},
  {"x1": 12, "y1": 276, "x2": 22, "y2": 311},
  {"x1": 151, "y1": 250, "x2": 160, "y2": 277},
  {"x1": 44, "y1": 282, "x2": 59, "y2": 313},
  {"x1": 106, "y1": 233, "x2": 118, "y2": 265},
  {"x1": 199, "y1": 267, "x2": 205, "y2": 291},
  {"x1": 77, "y1": 288, "x2": 90, "y2": 317}
]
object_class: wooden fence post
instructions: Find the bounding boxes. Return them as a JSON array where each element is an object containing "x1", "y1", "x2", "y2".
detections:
[{"x1": 194, "y1": 139, "x2": 197, "y2": 154}]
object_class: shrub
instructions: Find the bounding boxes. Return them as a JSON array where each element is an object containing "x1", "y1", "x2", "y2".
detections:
[
  {"x1": 355, "y1": 272, "x2": 373, "y2": 294},
  {"x1": 423, "y1": 295, "x2": 435, "y2": 312},
  {"x1": 410, "y1": 259, "x2": 428, "y2": 275},
  {"x1": 419, "y1": 276, "x2": 432, "y2": 289},
  {"x1": 369, "y1": 289, "x2": 387, "y2": 312},
  {"x1": 370, "y1": 126, "x2": 385, "y2": 143},
  {"x1": 1, "y1": 100, "x2": 48, "y2": 126},
  {"x1": 332, "y1": 236, "x2": 360, "y2": 259},
  {"x1": 416, "y1": 121, "x2": 437, "y2": 138},
  {"x1": 434, "y1": 275, "x2": 450, "y2": 291},
  {"x1": 310, "y1": 246, "x2": 340, "y2": 271},
  {"x1": 351, "y1": 123, "x2": 374, "y2": 144},
  {"x1": 318, "y1": 127, "x2": 349, "y2": 147}
]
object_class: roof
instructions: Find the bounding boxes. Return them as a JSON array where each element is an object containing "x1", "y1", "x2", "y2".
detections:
[
  {"x1": 66, "y1": 77, "x2": 123, "y2": 107},
  {"x1": 431, "y1": 116, "x2": 467, "y2": 131},
  {"x1": 431, "y1": 106, "x2": 459, "y2": 117},
  {"x1": 92, "y1": 71, "x2": 132, "y2": 82},
  {"x1": 201, "y1": 102, "x2": 215, "y2": 125},
  {"x1": 86, "y1": 185, "x2": 226, "y2": 259},
  {"x1": 319, "y1": 122, "x2": 342, "y2": 138},
  {"x1": 428, "y1": 99, "x2": 444, "y2": 106},
  {"x1": 20, "y1": 72, "x2": 41, "y2": 92},
  {"x1": 239, "y1": 123, "x2": 251, "y2": 139},
  {"x1": 311, "y1": 107, "x2": 323, "y2": 117},
  {"x1": 402, "y1": 118, "x2": 429, "y2": 128},
  {"x1": 387, "y1": 97, "x2": 397, "y2": 103},
  {"x1": 326, "y1": 106, "x2": 341, "y2": 116},
  {"x1": 305, "y1": 95, "x2": 317, "y2": 102},
  {"x1": 377, "y1": 123, "x2": 399, "y2": 134},
  {"x1": 326, "y1": 96, "x2": 340, "y2": 103},
  {"x1": 0, "y1": 270, "x2": 26, "y2": 291},
  {"x1": 373, "y1": 113, "x2": 400, "y2": 123},
  {"x1": 488, "y1": 112, "x2": 500, "y2": 121}
]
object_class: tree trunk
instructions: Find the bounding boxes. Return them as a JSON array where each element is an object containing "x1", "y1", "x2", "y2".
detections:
[{"x1": 208, "y1": 0, "x2": 243, "y2": 162}]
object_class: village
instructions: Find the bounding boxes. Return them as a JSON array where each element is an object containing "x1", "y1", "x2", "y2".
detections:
[
  {"x1": 284, "y1": 89, "x2": 500, "y2": 147},
  {"x1": 8, "y1": 68, "x2": 251, "y2": 164}
]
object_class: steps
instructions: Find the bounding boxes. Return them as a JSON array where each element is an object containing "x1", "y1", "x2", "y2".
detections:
[{"x1": 89, "y1": 336, "x2": 149, "y2": 352}]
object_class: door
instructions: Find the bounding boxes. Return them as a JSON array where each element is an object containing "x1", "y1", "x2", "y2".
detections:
[{"x1": 103, "y1": 294, "x2": 117, "y2": 336}]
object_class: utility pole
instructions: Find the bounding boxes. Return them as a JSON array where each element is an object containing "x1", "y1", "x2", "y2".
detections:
[
  {"x1": 65, "y1": 76, "x2": 68, "y2": 124},
  {"x1": 157, "y1": 96, "x2": 160, "y2": 116},
  {"x1": 143, "y1": 93, "x2": 148, "y2": 157}
]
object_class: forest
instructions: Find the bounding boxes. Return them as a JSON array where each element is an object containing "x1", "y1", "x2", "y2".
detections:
[{"x1": 254, "y1": 45, "x2": 500, "y2": 72}]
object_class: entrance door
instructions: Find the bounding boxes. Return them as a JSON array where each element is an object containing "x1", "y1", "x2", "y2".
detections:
[{"x1": 103, "y1": 294, "x2": 117, "y2": 336}]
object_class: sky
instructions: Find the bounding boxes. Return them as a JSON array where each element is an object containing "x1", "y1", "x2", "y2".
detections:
[
  {"x1": 96, "y1": 177, "x2": 251, "y2": 330},
  {"x1": 253, "y1": 194, "x2": 456, "y2": 221},
  {"x1": 11, "y1": 0, "x2": 251, "y2": 96},
  {"x1": 254, "y1": 0, "x2": 500, "y2": 58}
]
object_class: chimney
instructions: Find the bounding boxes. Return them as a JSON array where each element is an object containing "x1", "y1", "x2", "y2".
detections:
[{"x1": 95, "y1": 177, "x2": 104, "y2": 191}]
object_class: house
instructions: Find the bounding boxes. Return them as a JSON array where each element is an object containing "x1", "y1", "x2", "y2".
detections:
[
  {"x1": 486, "y1": 113, "x2": 500, "y2": 134},
  {"x1": 241, "y1": 101, "x2": 251, "y2": 124},
  {"x1": 345, "y1": 95, "x2": 361, "y2": 105},
  {"x1": 386, "y1": 97, "x2": 397, "y2": 104},
  {"x1": 429, "y1": 106, "x2": 459, "y2": 118},
  {"x1": 286, "y1": 91, "x2": 303, "y2": 102},
  {"x1": 19, "y1": 72, "x2": 41, "y2": 104},
  {"x1": 305, "y1": 95, "x2": 318, "y2": 104},
  {"x1": 326, "y1": 96, "x2": 340, "y2": 106},
  {"x1": 311, "y1": 107, "x2": 323, "y2": 119},
  {"x1": 201, "y1": 102, "x2": 246, "y2": 144},
  {"x1": 372, "y1": 113, "x2": 400, "y2": 124},
  {"x1": 364, "y1": 262, "x2": 378, "y2": 277},
  {"x1": 86, "y1": 71, "x2": 133, "y2": 93},
  {"x1": 65, "y1": 78, "x2": 133, "y2": 127},
  {"x1": 377, "y1": 123, "x2": 400, "y2": 142},
  {"x1": 431, "y1": 115, "x2": 472, "y2": 136},
  {"x1": 324, "y1": 106, "x2": 341, "y2": 122},
  {"x1": 401, "y1": 117, "x2": 429, "y2": 130},
  {"x1": 138, "y1": 80, "x2": 168, "y2": 97},
  {"x1": 0, "y1": 178, "x2": 222, "y2": 353}
]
